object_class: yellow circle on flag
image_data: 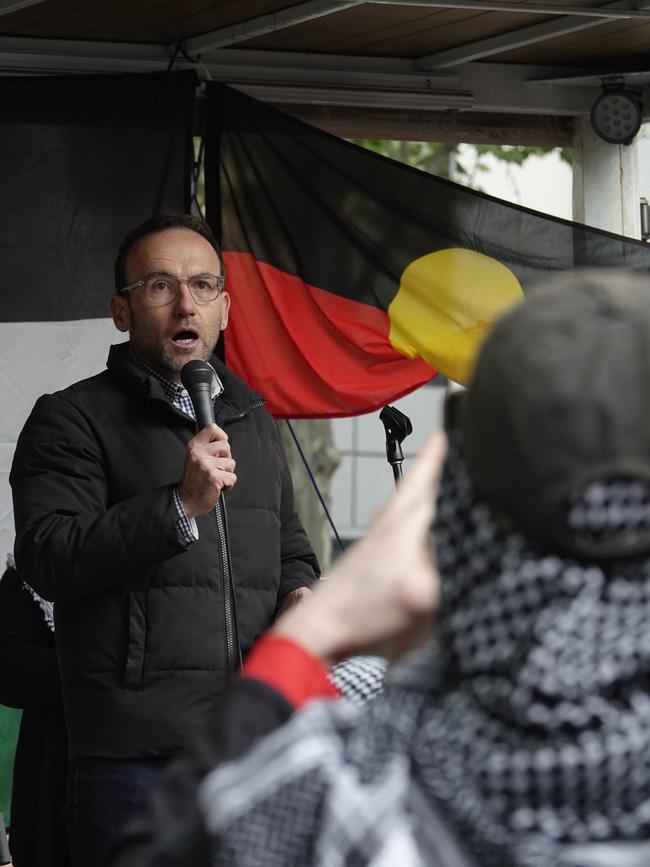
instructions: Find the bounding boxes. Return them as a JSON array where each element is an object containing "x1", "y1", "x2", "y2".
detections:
[{"x1": 388, "y1": 248, "x2": 524, "y2": 384}]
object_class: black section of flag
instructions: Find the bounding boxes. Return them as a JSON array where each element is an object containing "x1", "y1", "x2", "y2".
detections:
[
  {"x1": 0, "y1": 71, "x2": 196, "y2": 322},
  {"x1": 207, "y1": 83, "x2": 650, "y2": 312}
]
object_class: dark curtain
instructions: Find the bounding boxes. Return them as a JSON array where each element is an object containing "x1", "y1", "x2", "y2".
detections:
[{"x1": 0, "y1": 71, "x2": 196, "y2": 321}]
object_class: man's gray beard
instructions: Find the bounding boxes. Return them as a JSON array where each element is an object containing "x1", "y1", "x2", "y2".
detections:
[
  {"x1": 159, "y1": 343, "x2": 211, "y2": 376},
  {"x1": 160, "y1": 346, "x2": 185, "y2": 376}
]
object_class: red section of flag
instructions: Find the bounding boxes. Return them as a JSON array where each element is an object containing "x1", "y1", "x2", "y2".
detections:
[{"x1": 223, "y1": 251, "x2": 435, "y2": 419}]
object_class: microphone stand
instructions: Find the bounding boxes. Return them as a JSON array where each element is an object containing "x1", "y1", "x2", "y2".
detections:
[{"x1": 379, "y1": 405, "x2": 413, "y2": 486}]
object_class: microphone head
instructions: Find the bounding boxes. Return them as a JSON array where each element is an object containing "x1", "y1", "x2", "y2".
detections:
[{"x1": 181, "y1": 359, "x2": 214, "y2": 390}]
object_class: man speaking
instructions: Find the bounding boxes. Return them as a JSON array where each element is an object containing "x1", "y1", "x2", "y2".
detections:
[{"x1": 10, "y1": 214, "x2": 319, "y2": 867}]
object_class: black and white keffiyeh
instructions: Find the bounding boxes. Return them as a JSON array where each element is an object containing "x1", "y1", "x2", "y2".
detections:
[
  {"x1": 197, "y1": 444, "x2": 650, "y2": 867},
  {"x1": 329, "y1": 655, "x2": 387, "y2": 704},
  {"x1": 6, "y1": 553, "x2": 54, "y2": 632}
]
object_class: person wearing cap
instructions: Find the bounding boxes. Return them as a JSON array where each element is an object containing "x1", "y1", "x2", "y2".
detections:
[
  {"x1": 9, "y1": 213, "x2": 319, "y2": 867},
  {"x1": 108, "y1": 269, "x2": 650, "y2": 867}
]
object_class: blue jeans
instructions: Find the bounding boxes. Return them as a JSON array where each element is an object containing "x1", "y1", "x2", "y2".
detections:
[{"x1": 66, "y1": 756, "x2": 167, "y2": 867}]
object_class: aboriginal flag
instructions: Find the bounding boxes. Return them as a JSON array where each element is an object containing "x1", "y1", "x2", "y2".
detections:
[{"x1": 206, "y1": 84, "x2": 650, "y2": 419}]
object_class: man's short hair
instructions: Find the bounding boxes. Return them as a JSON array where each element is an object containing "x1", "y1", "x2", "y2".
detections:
[{"x1": 114, "y1": 214, "x2": 223, "y2": 291}]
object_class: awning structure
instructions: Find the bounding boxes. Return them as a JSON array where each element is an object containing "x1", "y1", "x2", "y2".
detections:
[{"x1": 0, "y1": 1, "x2": 649, "y2": 144}]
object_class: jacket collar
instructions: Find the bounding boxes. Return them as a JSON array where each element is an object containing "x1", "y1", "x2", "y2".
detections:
[{"x1": 106, "y1": 341, "x2": 265, "y2": 423}]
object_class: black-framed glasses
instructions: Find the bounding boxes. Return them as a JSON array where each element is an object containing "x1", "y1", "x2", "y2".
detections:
[{"x1": 120, "y1": 272, "x2": 226, "y2": 306}]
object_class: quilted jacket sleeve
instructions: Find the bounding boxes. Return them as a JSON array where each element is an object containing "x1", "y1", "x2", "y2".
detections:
[
  {"x1": 275, "y1": 423, "x2": 320, "y2": 605},
  {"x1": 10, "y1": 393, "x2": 189, "y2": 603}
]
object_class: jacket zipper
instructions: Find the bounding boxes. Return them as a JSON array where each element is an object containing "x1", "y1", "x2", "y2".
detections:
[
  {"x1": 214, "y1": 494, "x2": 237, "y2": 677},
  {"x1": 217, "y1": 399, "x2": 264, "y2": 679}
]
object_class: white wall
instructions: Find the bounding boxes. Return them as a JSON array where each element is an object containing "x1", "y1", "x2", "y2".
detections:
[
  {"x1": 456, "y1": 144, "x2": 573, "y2": 220},
  {"x1": 329, "y1": 382, "x2": 445, "y2": 541},
  {"x1": 0, "y1": 319, "x2": 118, "y2": 563}
]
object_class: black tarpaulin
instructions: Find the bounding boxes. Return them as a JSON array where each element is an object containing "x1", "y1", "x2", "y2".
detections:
[{"x1": 0, "y1": 71, "x2": 196, "y2": 322}]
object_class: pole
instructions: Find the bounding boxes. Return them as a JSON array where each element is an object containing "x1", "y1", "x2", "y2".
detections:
[{"x1": 379, "y1": 405, "x2": 413, "y2": 487}]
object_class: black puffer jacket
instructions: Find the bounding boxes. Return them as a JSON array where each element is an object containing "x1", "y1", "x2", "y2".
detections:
[{"x1": 10, "y1": 343, "x2": 318, "y2": 759}]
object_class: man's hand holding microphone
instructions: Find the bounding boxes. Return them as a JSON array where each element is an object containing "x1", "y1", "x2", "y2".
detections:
[
  {"x1": 177, "y1": 360, "x2": 237, "y2": 518},
  {"x1": 178, "y1": 423, "x2": 237, "y2": 518}
]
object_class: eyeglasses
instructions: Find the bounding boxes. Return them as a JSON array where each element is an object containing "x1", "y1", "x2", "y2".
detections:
[{"x1": 120, "y1": 272, "x2": 226, "y2": 306}]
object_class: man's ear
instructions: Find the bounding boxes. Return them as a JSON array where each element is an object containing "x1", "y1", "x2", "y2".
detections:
[
  {"x1": 109, "y1": 294, "x2": 130, "y2": 333},
  {"x1": 220, "y1": 292, "x2": 231, "y2": 332}
]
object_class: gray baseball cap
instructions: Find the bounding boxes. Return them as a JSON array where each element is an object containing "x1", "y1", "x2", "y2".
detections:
[{"x1": 460, "y1": 269, "x2": 650, "y2": 560}]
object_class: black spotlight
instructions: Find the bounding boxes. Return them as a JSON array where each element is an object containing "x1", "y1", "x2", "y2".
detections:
[{"x1": 591, "y1": 85, "x2": 643, "y2": 145}]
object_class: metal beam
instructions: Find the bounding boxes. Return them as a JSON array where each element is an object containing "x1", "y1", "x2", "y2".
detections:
[
  {"x1": 196, "y1": 52, "x2": 631, "y2": 118},
  {"x1": 235, "y1": 82, "x2": 475, "y2": 109},
  {"x1": 285, "y1": 103, "x2": 574, "y2": 146},
  {"x1": 0, "y1": 36, "x2": 170, "y2": 75},
  {"x1": 368, "y1": 0, "x2": 650, "y2": 18},
  {"x1": 188, "y1": 49, "x2": 613, "y2": 116},
  {"x1": 197, "y1": 49, "x2": 460, "y2": 89},
  {"x1": 0, "y1": 37, "x2": 634, "y2": 118},
  {"x1": 533, "y1": 69, "x2": 650, "y2": 86},
  {"x1": 185, "y1": 0, "x2": 362, "y2": 55},
  {"x1": 0, "y1": 0, "x2": 48, "y2": 17},
  {"x1": 418, "y1": 0, "x2": 650, "y2": 68},
  {"x1": 461, "y1": 60, "x2": 602, "y2": 115},
  {"x1": 197, "y1": 47, "x2": 471, "y2": 109}
]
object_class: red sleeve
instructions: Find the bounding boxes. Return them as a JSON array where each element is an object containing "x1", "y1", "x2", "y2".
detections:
[{"x1": 243, "y1": 633, "x2": 340, "y2": 709}]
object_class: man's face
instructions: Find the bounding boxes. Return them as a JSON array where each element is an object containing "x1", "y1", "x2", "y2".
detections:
[{"x1": 109, "y1": 228, "x2": 230, "y2": 383}]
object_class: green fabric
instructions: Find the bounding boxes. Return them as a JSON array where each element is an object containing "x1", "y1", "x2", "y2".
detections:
[{"x1": 0, "y1": 705, "x2": 21, "y2": 824}]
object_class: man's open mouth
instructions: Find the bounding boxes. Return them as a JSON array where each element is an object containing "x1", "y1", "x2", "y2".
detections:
[{"x1": 171, "y1": 329, "x2": 199, "y2": 345}]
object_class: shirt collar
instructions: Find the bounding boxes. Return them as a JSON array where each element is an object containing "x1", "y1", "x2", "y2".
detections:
[{"x1": 130, "y1": 352, "x2": 224, "y2": 403}]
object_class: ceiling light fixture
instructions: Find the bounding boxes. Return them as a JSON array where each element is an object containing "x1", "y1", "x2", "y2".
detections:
[{"x1": 590, "y1": 85, "x2": 643, "y2": 145}]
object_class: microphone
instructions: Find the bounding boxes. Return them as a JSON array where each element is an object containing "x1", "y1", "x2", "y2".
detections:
[{"x1": 180, "y1": 360, "x2": 215, "y2": 430}]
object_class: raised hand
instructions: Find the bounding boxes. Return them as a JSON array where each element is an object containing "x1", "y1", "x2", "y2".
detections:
[{"x1": 273, "y1": 431, "x2": 447, "y2": 665}]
